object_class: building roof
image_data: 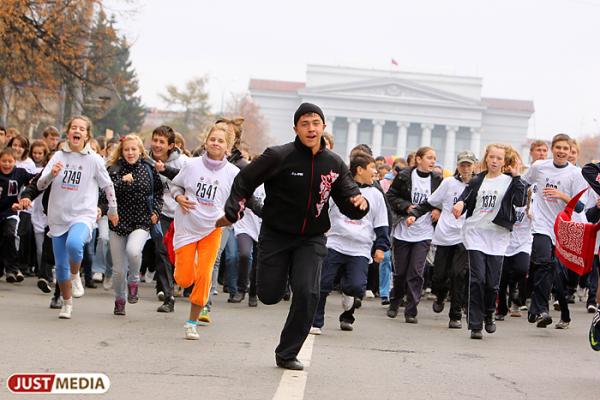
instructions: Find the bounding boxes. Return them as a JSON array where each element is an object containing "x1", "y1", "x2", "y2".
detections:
[
  {"x1": 249, "y1": 79, "x2": 534, "y2": 113},
  {"x1": 249, "y1": 79, "x2": 305, "y2": 92},
  {"x1": 481, "y1": 97, "x2": 535, "y2": 113}
]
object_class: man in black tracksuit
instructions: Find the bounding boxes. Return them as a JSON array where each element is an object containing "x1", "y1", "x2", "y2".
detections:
[{"x1": 218, "y1": 103, "x2": 369, "y2": 370}]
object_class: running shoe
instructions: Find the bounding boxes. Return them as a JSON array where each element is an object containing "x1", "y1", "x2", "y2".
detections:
[
  {"x1": 309, "y1": 326, "x2": 322, "y2": 335},
  {"x1": 157, "y1": 297, "x2": 175, "y2": 313},
  {"x1": 71, "y1": 274, "x2": 85, "y2": 298},
  {"x1": 448, "y1": 319, "x2": 462, "y2": 329},
  {"x1": 92, "y1": 272, "x2": 103, "y2": 282},
  {"x1": 185, "y1": 323, "x2": 199, "y2": 340},
  {"x1": 340, "y1": 321, "x2": 354, "y2": 331},
  {"x1": 127, "y1": 282, "x2": 139, "y2": 304},
  {"x1": 50, "y1": 296, "x2": 63, "y2": 309},
  {"x1": 589, "y1": 310, "x2": 600, "y2": 351},
  {"x1": 555, "y1": 320, "x2": 570, "y2": 329},
  {"x1": 5, "y1": 272, "x2": 16, "y2": 283},
  {"x1": 157, "y1": 291, "x2": 165, "y2": 302},
  {"x1": 198, "y1": 307, "x2": 211, "y2": 324},
  {"x1": 114, "y1": 298, "x2": 126, "y2": 316},
  {"x1": 37, "y1": 278, "x2": 52, "y2": 294},
  {"x1": 432, "y1": 299, "x2": 444, "y2": 313},
  {"x1": 59, "y1": 303, "x2": 72, "y2": 319},
  {"x1": 510, "y1": 304, "x2": 522, "y2": 317},
  {"x1": 470, "y1": 329, "x2": 483, "y2": 339},
  {"x1": 15, "y1": 271, "x2": 24, "y2": 282},
  {"x1": 365, "y1": 290, "x2": 375, "y2": 299},
  {"x1": 587, "y1": 304, "x2": 597, "y2": 314},
  {"x1": 536, "y1": 312, "x2": 553, "y2": 328},
  {"x1": 248, "y1": 295, "x2": 258, "y2": 307}
]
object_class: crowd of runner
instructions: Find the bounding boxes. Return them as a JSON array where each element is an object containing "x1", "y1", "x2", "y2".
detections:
[{"x1": 1, "y1": 103, "x2": 600, "y2": 369}]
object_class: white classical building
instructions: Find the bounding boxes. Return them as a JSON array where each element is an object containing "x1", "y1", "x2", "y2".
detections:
[{"x1": 249, "y1": 64, "x2": 534, "y2": 168}]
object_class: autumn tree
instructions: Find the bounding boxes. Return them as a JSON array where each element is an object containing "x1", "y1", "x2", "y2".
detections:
[
  {"x1": 0, "y1": 0, "x2": 129, "y2": 129},
  {"x1": 159, "y1": 76, "x2": 212, "y2": 133},
  {"x1": 224, "y1": 94, "x2": 271, "y2": 157}
]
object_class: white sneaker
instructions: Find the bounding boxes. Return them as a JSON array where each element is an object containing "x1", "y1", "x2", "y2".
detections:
[
  {"x1": 144, "y1": 270, "x2": 155, "y2": 283},
  {"x1": 103, "y1": 276, "x2": 113, "y2": 290},
  {"x1": 71, "y1": 274, "x2": 85, "y2": 298},
  {"x1": 588, "y1": 304, "x2": 598, "y2": 313},
  {"x1": 309, "y1": 326, "x2": 322, "y2": 335},
  {"x1": 342, "y1": 293, "x2": 354, "y2": 311},
  {"x1": 92, "y1": 272, "x2": 103, "y2": 282},
  {"x1": 365, "y1": 290, "x2": 375, "y2": 299},
  {"x1": 184, "y1": 323, "x2": 200, "y2": 340},
  {"x1": 59, "y1": 303, "x2": 72, "y2": 319}
]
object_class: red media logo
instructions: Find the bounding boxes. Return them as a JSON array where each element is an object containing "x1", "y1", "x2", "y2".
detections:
[{"x1": 7, "y1": 373, "x2": 110, "y2": 394}]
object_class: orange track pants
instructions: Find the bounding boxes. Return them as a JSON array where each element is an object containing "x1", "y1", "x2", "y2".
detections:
[{"x1": 173, "y1": 228, "x2": 222, "y2": 307}]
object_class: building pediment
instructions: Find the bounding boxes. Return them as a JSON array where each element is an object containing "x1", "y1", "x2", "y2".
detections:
[{"x1": 300, "y1": 78, "x2": 482, "y2": 108}]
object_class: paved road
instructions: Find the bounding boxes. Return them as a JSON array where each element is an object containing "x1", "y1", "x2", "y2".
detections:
[{"x1": 1, "y1": 278, "x2": 598, "y2": 400}]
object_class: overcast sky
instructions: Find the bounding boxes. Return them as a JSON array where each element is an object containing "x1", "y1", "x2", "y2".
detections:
[{"x1": 108, "y1": 0, "x2": 600, "y2": 140}]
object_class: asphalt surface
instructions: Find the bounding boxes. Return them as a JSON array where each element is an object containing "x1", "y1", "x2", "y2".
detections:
[{"x1": 1, "y1": 277, "x2": 598, "y2": 400}]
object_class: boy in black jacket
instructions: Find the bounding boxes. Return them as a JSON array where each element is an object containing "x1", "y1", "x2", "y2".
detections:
[
  {"x1": 0, "y1": 148, "x2": 36, "y2": 282},
  {"x1": 218, "y1": 103, "x2": 369, "y2": 370}
]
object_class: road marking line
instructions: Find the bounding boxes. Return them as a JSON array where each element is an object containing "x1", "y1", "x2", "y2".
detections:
[{"x1": 272, "y1": 334, "x2": 315, "y2": 400}]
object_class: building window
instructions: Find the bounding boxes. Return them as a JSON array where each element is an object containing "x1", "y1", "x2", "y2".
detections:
[
  {"x1": 332, "y1": 118, "x2": 348, "y2": 157},
  {"x1": 431, "y1": 125, "x2": 447, "y2": 166},
  {"x1": 381, "y1": 121, "x2": 397, "y2": 156},
  {"x1": 357, "y1": 119, "x2": 373, "y2": 148},
  {"x1": 406, "y1": 123, "x2": 420, "y2": 154}
]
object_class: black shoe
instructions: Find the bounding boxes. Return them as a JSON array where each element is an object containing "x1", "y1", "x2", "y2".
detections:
[
  {"x1": 248, "y1": 295, "x2": 258, "y2": 307},
  {"x1": 37, "y1": 278, "x2": 52, "y2": 293},
  {"x1": 405, "y1": 315, "x2": 418, "y2": 324},
  {"x1": 387, "y1": 303, "x2": 399, "y2": 318},
  {"x1": 6, "y1": 272, "x2": 17, "y2": 283},
  {"x1": 229, "y1": 292, "x2": 245, "y2": 303},
  {"x1": 432, "y1": 300, "x2": 444, "y2": 313},
  {"x1": 381, "y1": 297, "x2": 390, "y2": 306},
  {"x1": 283, "y1": 292, "x2": 291, "y2": 301},
  {"x1": 85, "y1": 279, "x2": 97, "y2": 289},
  {"x1": 353, "y1": 297, "x2": 362, "y2": 309},
  {"x1": 50, "y1": 296, "x2": 63, "y2": 309},
  {"x1": 536, "y1": 312, "x2": 553, "y2": 328},
  {"x1": 484, "y1": 317, "x2": 496, "y2": 334},
  {"x1": 340, "y1": 321, "x2": 354, "y2": 331},
  {"x1": 471, "y1": 329, "x2": 483, "y2": 339},
  {"x1": 157, "y1": 297, "x2": 175, "y2": 313},
  {"x1": 275, "y1": 356, "x2": 304, "y2": 371},
  {"x1": 527, "y1": 312, "x2": 537, "y2": 323},
  {"x1": 15, "y1": 271, "x2": 25, "y2": 282}
]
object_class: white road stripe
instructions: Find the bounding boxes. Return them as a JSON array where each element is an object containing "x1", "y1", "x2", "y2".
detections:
[{"x1": 272, "y1": 334, "x2": 315, "y2": 400}]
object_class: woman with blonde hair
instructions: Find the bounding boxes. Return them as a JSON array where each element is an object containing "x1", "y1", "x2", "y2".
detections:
[
  {"x1": 452, "y1": 143, "x2": 526, "y2": 339},
  {"x1": 106, "y1": 134, "x2": 163, "y2": 315}
]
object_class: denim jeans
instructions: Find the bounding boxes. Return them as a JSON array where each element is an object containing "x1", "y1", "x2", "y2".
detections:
[
  {"x1": 92, "y1": 217, "x2": 113, "y2": 277},
  {"x1": 109, "y1": 229, "x2": 149, "y2": 300},
  {"x1": 379, "y1": 250, "x2": 392, "y2": 299}
]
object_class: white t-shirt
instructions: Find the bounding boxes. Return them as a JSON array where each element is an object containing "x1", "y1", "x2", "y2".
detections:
[
  {"x1": 17, "y1": 158, "x2": 37, "y2": 174},
  {"x1": 505, "y1": 205, "x2": 533, "y2": 256},
  {"x1": 427, "y1": 176, "x2": 467, "y2": 246},
  {"x1": 326, "y1": 185, "x2": 388, "y2": 263},
  {"x1": 522, "y1": 159, "x2": 589, "y2": 244},
  {"x1": 160, "y1": 152, "x2": 189, "y2": 219},
  {"x1": 394, "y1": 169, "x2": 433, "y2": 242},
  {"x1": 171, "y1": 158, "x2": 239, "y2": 250},
  {"x1": 39, "y1": 150, "x2": 112, "y2": 239},
  {"x1": 462, "y1": 174, "x2": 512, "y2": 255},
  {"x1": 234, "y1": 184, "x2": 265, "y2": 242}
]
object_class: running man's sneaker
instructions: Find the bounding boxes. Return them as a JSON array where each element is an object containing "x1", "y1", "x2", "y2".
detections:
[
  {"x1": 127, "y1": 282, "x2": 139, "y2": 304},
  {"x1": 341, "y1": 293, "x2": 354, "y2": 311},
  {"x1": 198, "y1": 307, "x2": 211, "y2": 324},
  {"x1": 470, "y1": 329, "x2": 483, "y2": 339},
  {"x1": 5, "y1": 272, "x2": 17, "y2": 283},
  {"x1": 71, "y1": 274, "x2": 85, "y2": 298},
  {"x1": 589, "y1": 310, "x2": 600, "y2": 351},
  {"x1": 50, "y1": 296, "x2": 63, "y2": 309},
  {"x1": 15, "y1": 271, "x2": 24, "y2": 282},
  {"x1": 340, "y1": 321, "x2": 354, "y2": 331},
  {"x1": 157, "y1": 297, "x2": 175, "y2": 313},
  {"x1": 510, "y1": 304, "x2": 522, "y2": 317},
  {"x1": 114, "y1": 298, "x2": 126, "y2": 316},
  {"x1": 102, "y1": 275, "x2": 113, "y2": 290},
  {"x1": 555, "y1": 320, "x2": 570, "y2": 329},
  {"x1": 59, "y1": 302, "x2": 72, "y2": 319},
  {"x1": 37, "y1": 278, "x2": 52, "y2": 293},
  {"x1": 365, "y1": 290, "x2": 375, "y2": 299},
  {"x1": 157, "y1": 291, "x2": 165, "y2": 302},
  {"x1": 448, "y1": 319, "x2": 462, "y2": 329},
  {"x1": 309, "y1": 326, "x2": 322, "y2": 335},
  {"x1": 185, "y1": 323, "x2": 200, "y2": 340},
  {"x1": 587, "y1": 304, "x2": 597, "y2": 314},
  {"x1": 92, "y1": 272, "x2": 103, "y2": 282},
  {"x1": 387, "y1": 303, "x2": 399, "y2": 319},
  {"x1": 484, "y1": 317, "x2": 496, "y2": 334},
  {"x1": 536, "y1": 312, "x2": 553, "y2": 328}
]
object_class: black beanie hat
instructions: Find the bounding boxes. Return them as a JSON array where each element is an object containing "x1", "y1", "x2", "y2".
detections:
[{"x1": 293, "y1": 103, "x2": 325, "y2": 126}]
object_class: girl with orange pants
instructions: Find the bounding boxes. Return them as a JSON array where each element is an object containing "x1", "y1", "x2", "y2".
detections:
[{"x1": 170, "y1": 122, "x2": 239, "y2": 340}]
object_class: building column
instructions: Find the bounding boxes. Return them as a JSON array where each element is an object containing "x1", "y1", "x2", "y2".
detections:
[
  {"x1": 372, "y1": 119, "x2": 385, "y2": 156},
  {"x1": 396, "y1": 121, "x2": 409, "y2": 157},
  {"x1": 420, "y1": 123, "x2": 433, "y2": 147},
  {"x1": 444, "y1": 125, "x2": 458, "y2": 168},
  {"x1": 347, "y1": 118, "x2": 360, "y2": 156},
  {"x1": 470, "y1": 127, "x2": 481, "y2": 156}
]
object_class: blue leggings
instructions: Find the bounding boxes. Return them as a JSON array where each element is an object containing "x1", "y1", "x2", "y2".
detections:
[{"x1": 52, "y1": 223, "x2": 91, "y2": 283}]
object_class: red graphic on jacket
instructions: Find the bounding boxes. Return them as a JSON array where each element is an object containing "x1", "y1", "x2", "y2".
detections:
[{"x1": 315, "y1": 171, "x2": 339, "y2": 217}]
